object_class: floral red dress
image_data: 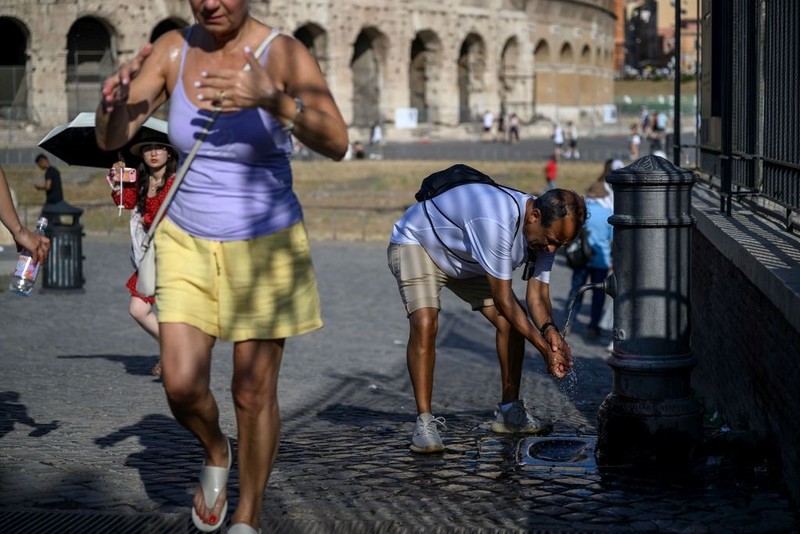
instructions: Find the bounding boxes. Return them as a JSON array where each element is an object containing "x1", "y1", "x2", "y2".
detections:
[{"x1": 111, "y1": 175, "x2": 175, "y2": 304}]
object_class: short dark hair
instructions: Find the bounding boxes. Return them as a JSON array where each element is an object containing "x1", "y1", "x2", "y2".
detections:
[
  {"x1": 35, "y1": 153, "x2": 49, "y2": 163},
  {"x1": 534, "y1": 189, "x2": 587, "y2": 228}
]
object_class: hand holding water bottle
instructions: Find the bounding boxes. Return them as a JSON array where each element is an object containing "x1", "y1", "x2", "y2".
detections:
[
  {"x1": 11, "y1": 219, "x2": 50, "y2": 266},
  {"x1": 8, "y1": 217, "x2": 50, "y2": 296}
]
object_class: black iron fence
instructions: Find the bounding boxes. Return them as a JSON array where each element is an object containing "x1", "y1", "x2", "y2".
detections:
[{"x1": 698, "y1": 0, "x2": 799, "y2": 232}]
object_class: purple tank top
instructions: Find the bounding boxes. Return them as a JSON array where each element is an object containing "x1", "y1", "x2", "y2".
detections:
[{"x1": 167, "y1": 27, "x2": 300, "y2": 240}]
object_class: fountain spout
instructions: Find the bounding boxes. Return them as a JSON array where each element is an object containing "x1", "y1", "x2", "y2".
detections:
[{"x1": 561, "y1": 273, "x2": 615, "y2": 336}]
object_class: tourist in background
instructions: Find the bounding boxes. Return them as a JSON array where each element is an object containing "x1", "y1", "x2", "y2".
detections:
[
  {"x1": 34, "y1": 154, "x2": 64, "y2": 212},
  {"x1": 106, "y1": 138, "x2": 177, "y2": 377},
  {"x1": 565, "y1": 180, "x2": 613, "y2": 339}
]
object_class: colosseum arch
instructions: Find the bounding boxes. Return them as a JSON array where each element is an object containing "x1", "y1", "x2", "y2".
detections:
[
  {"x1": 458, "y1": 32, "x2": 486, "y2": 123},
  {"x1": 579, "y1": 44, "x2": 592, "y2": 66},
  {"x1": 351, "y1": 27, "x2": 387, "y2": 127},
  {"x1": 294, "y1": 23, "x2": 330, "y2": 77},
  {"x1": 533, "y1": 39, "x2": 555, "y2": 114},
  {"x1": 559, "y1": 42, "x2": 574, "y2": 63},
  {"x1": 150, "y1": 18, "x2": 187, "y2": 43},
  {"x1": 409, "y1": 30, "x2": 442, "y2": 124},
  {"x1": 500, "y1": 36, "x2": 526, "y2": 119},
  {"x1": 67, "y1": 17, "x2": 114, "y2": 118},
  {"x1": 578, "y1": 44, "x2": 593, "y2": 108},
  {"x1": 554, "y1": 42, "x2": 577, "y2": 117},
  {"x1": 0, "y1": 17, "x2": 31, "y2": 121},
  {"x1": 534, "y1": 39, "x2": 551, "y2": 64}
]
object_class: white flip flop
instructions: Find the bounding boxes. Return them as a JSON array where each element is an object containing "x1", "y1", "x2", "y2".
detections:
[{"x1": 191, "y1": 437, "x2": 232, "y2": 532}]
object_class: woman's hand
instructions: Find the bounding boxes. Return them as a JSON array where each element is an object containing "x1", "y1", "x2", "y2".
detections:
[
  {"x1": 13, "y1": 228, "x2": 50, "y2": 265},
  {"x1": 107, "y1": 160, "x2": 126, "y2": 190},
  {"x1": 193, "y1": 45, "x2": 280, "y2": 112},
  {"x1": 100, "y1": 44, "x2": 154, "y2": 114}
]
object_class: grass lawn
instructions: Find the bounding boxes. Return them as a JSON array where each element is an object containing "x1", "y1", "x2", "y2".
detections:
[{"x1": 5, "y1": 159, "x2": 607, "y2": 242}]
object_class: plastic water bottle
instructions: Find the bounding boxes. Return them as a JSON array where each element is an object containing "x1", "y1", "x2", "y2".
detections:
[{"x1": 8, "y1": 216, "x2": 49, "y2": 296}]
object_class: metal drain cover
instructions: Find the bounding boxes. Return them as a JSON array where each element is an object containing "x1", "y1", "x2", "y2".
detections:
[{"x1": 517, "y1": 436, "x2": 597, "y2": 470}]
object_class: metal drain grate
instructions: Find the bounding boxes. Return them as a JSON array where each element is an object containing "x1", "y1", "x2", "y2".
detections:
[
  {"x1": 516, "y1": 436, "x2": 597, "y2": 470},
  {"x1": 0, "y1": 510, "x2": 189, "y2": 533}
]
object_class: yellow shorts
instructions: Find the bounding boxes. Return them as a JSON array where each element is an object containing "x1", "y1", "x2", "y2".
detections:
[{"x1": 155, "y1": 218, "x2": 322, "y2": 341}]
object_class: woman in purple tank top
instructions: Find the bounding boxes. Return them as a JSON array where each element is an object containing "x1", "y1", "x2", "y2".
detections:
[{"x1": 95, "y1": 2, "x2": 348, "y2": 533}]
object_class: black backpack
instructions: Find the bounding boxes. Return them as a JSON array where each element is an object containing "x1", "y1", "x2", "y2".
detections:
[
  {"x1": 415, "y1": 164, "x2": 501, "y2": 202},
  {"x1": 415, "y1": 164, "x2": 522, "y2": 264}
]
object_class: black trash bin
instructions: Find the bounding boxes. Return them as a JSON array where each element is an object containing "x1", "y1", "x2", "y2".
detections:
[{"x1": 40, "y1": 201, "x2": 85, "y2": 290}]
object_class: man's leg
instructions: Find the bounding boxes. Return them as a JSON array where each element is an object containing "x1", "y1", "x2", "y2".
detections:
[
  {"x1": 160, "y1": 323, "x2": 229, "y2": 528},
  {"x1": 229, "y1": 338, "x2": 284, "y2": 529},
  {"x1": 479, "y1": 306, "x2": 525, "y2": 403},
  {"x1": 407, "y1": 307, "x2": 439, "y2": 414},
  {"x1": 480, "y1": 305, "x2": 551, "y2": 434},
  {"x1": 388, "y1": 243, "x2": 447, "y2": 452}
]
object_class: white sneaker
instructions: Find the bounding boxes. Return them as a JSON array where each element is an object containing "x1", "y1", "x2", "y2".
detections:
[
  {"x1": 410, "y1": 413, "x2": 446, "y2": 453},
  {"x1": 492, "y1": 400, "x2": 551, "y2": 434}
]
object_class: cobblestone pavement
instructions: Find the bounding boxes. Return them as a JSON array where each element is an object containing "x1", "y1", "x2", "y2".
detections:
[{"x1": 0, "y1": 236, "x2": 796, "y2": 533}]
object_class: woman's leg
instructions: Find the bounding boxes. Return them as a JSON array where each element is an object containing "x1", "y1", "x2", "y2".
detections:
[
  {"x1": 228, "y1": 338, "x2": 284, "y2": 529},
  {"x1": 160, "y1": 322, "x2": 229, "y2": 527},
  {"x1": 129, "y1": 296, "x2": 159, "y2": 341}
]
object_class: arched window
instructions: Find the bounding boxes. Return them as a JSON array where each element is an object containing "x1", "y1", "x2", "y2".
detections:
[
  {"x1": 409, "y1": 30, "x2": 442, "y2": 124},
  {"x1": 457, "y1": 33, "x2": 486, "y2": 123},
  {"x1": 66, "y1": 17, "x2": 113, "y2": 118},
  {"x1": 0, "y1": 17, "x2": 30, "y2": 120},
  {"x1": 294, "y1": 23, "x2": 329, "y2": 76},
  {"x1": 351, "y1": 28, "x2": 386, "y2": 127}
]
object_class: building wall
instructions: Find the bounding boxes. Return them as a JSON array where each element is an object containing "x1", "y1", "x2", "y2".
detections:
[
  {"x1": 690, "y1": 187, "x2": 800, "y2": 506},
  {"x1": 0, "y1": 0, "x2": 616, "y2": 139}
]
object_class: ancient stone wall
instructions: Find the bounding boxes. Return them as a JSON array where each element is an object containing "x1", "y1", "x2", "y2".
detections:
[{"x1": 0, "y1": 0, "x2": 615, "y2": 139}]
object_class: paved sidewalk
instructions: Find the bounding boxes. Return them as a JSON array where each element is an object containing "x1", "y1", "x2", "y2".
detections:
[{"x1": 0, "y1": 236, "x2": 796, "y2": 533}]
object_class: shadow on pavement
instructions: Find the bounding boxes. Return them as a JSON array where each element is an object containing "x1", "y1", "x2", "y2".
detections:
[
  {"x1": 59, "y1": 353, "x2": 160, "y2": 378},
  {"x1": 0, "y1": 391, "x2": 59, "y2": 439}
]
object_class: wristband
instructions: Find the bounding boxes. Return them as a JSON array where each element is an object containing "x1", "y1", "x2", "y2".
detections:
[
  {"x1": 539, "y1": 321, "x2": 557, "y2": 338},
  {"x1": 283, "y1": 96, "x2": 304, "y2": 133}
]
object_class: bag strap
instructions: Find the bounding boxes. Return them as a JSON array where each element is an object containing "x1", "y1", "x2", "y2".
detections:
[{"x1": 141, "y1": 29, "x2": 281, "y2": 247}]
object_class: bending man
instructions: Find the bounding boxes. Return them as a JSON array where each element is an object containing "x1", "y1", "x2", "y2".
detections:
[{"x1": 388, "y1": 179, "x2": 585, "y2": 453}]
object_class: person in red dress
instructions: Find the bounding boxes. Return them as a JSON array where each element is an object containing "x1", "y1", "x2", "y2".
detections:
[{"x1": 108, "y1": 140, "x2": 177, "y2": 376}]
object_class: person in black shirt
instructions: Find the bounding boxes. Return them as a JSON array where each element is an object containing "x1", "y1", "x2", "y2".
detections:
[{"x1": 34, "y1": 154, "x2": 64, "y2": 206}]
